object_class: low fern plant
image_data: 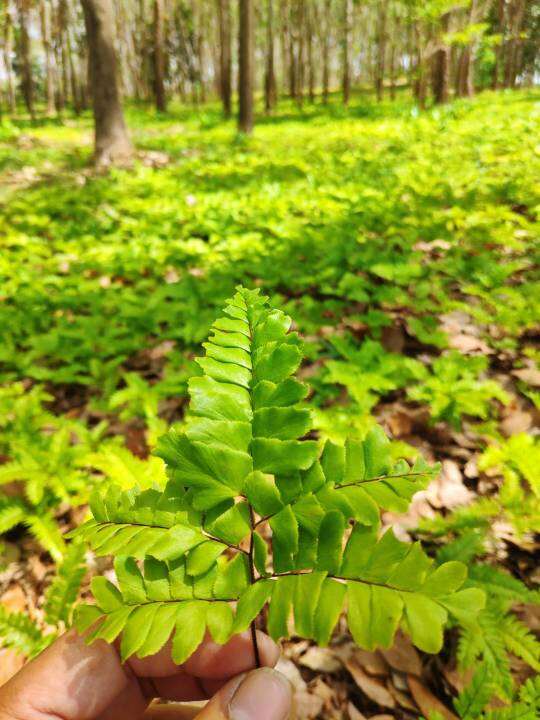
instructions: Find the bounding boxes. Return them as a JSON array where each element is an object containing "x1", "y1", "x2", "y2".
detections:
[{"x1": 72, "y1": 288, "x2": 484, "y2": 664}]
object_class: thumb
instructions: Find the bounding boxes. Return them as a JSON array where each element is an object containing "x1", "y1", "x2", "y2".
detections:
[
  {"x1": 143, "y1": 668, "x2": 292, "y2": 720},
  {"x1": 197, "y1": 668, "x2": 292, "y2": 720}
]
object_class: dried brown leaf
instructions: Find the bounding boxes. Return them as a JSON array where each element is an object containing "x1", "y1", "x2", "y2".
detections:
[
  {"x1": 344, "y1": 662, "x2": 395, "y2": 709},
  {"x1": 335, "y1": 645, "x2": 389, "y2": 677},
  {"x1": 300, "y1": 647, "x2": 343, "y2": 674},
  {"x1": 407, "y1": 675, "x2": 458, "y2": 720},
  {"x1": 347, "y1": 702, "x2": 367, "y2": 720}
]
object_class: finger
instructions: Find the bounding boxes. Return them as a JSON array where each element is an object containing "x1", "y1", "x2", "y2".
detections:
[
  {"x1": 143, "y1": 703, "x2": 201, "y2": 719},
  {"x1": 195, "y1": 668, "x2": 292, "y2": 720},
  {"x1": 0, "y1": 631, "x2": 146, "y2": 720},
  {"x1": 129, "y1": 631, "x2": 279, "y2": 681}
]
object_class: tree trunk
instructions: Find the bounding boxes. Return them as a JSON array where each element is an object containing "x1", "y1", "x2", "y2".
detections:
[
  {"x1": 81, "y1": 0, "x2": 133, "y2": 167},
  {"x1": 218, "y1": 0, "x2": 232, "y2": 116},
  {"x1": 389, "y1": 10, "x2": 399, "y2": 100},
  {"x1": 195, "y1": 3, "x2": 206, "y2": 103},
  {"x1": 287, "y1": 3, "x2": 297, "y2": 98},
  {"x1": 67, "y1": 20, "x2": 82, "y2": 114},
  {"x1": 414, "y1": 22, "x2": 427, "y2": 109},
  {"x1": 432, "y1": 12, "x2": 450, "y2": 104},
  {"x1": 264, "y1": 0, "x2": 277, "y2": 112},
  {"x1": 2, "y1": 8, "x2": 16, "y2": 113},
  {"x1": 153, "y1": 0, "x2": 166, "y2": 110},
  {"x1": 56, "y1": 0, "x2": 69, "y2": 111},
  {"x1": 456, "y1": 43, "x2": 474, "y2": 97},
  {"x1": 296, "y1": 0, "x2": 305, "y2": 107},
  {"x1": 17, "y1": 0, "x2": 34, "y2": 118},
  {"x1": 238, "y1": 0, "x2": 254, "y2": 133},
  {"x1": 322, "y1": 0, "x2": 331, "y2": 103},
  {"x1": 491, "y1": 0, "x2": 504, "y2": 88},
  {"x1": 306, "y1": 1, "x2": 315, "y2": 103},
  {"x1": 342, "y1": 0, "x2": 352, "y2": 105},
  {"x1": 375, "y1": 0, "x2": 387, "y2": 101},
  {"x1": 40, "y1": 0, "x2": 56, "y2": 115},
  {"x1": 504, "y1": 0, "x2": 526, "y2": 88}
]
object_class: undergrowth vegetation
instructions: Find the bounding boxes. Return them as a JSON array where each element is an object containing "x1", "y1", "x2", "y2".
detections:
[{"x1": 0, "y1": 89, "x2": 539, "y2": 719}]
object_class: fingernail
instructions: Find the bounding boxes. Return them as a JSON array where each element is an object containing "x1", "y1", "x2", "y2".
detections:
[{"x1": 228, "y1": 668, "x2": 292, "y2": 720}]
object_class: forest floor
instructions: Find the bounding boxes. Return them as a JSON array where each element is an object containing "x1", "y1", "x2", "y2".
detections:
[{"x1": 0, "y1": 89, "x2": 539, "y2": 719}]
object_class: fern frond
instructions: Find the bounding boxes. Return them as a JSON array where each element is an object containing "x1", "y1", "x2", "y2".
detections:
[
  {"x1": 0, "y1": 496, "x2": 27, "y2": 534},
  {"x1": 469, "y1": 564, "x2": 540, "y2": 607},
  {"x1": 500, "y1": 613, "x2": 540, "y2": 672},
  {"x1": 0, "y1": 605, "x2": 53, "y2": 659},
  {"x1": 457, "y1": 608, "x2": 513, "y2": 700},
  {"x1": 25, "y1": 512, "x2": 66, "y2": 562},
  {"x1": 76, "y1": 288, "x2": 483, "y2": 665},
  {"x1": 44, "y1": 542, "x2": 87, "y2": 626},
  {"x1": 435, "y1": 529, "x2": 487, "y2": 565},
  {"x1": 82, "y1": 446, "x2": 167, "y2": 491},
  {"x1": 454, "y1": 664, "x2": 493, "y2": 720}
]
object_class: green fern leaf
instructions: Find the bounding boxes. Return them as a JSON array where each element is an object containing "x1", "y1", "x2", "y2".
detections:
[
  {"x1": 44, "y1": 541, "x2": 87, "y2": 626},
  {"x1": 454, "y1": 664, "x2": 493, "y2": 719},
  {"x1": 458, "y1": 608, "x2": 513, "y2": 701},
  {"x1": 25, "y1": 512, "x2": 65, "y2": 562},
  {"x1": 0, "y1": 605, "x2": 53, "y2": 659},
  {"x1": 76, "y1": 288, "x2": 482, "y2": 663}
]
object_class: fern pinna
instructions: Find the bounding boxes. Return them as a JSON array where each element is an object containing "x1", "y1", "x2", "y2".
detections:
[{"x1": 72, "y1": 287, "x2": 484, "y2": 664}]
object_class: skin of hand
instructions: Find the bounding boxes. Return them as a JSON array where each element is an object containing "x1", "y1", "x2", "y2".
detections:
[{"x1": 0, "y1": 629, "x2": 292, "y2": 720}]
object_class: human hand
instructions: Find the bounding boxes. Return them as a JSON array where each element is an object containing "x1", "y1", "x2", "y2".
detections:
[{"x1": 0, "y1": 629, "x2": 292, "y2": 720}]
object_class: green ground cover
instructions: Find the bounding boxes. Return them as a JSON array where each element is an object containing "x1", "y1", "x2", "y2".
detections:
[{"x1": 0, "y1": 89, "x2": 539, "y2": 716}]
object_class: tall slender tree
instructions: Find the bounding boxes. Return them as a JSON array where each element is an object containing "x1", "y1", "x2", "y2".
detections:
[
  {"x1": 432, "y1": 11, "x2": 450, "y2": 104},
  {"x1": 40, "y1": 0, "x2": 56, "y2": 115},
  {"x1": 342, "y1": 0, "x2": 352, "y2": 104},
  {"x1": 154, "y1": 0, "x2": 166, "y2": 110},
  {"x1": 81, "y1": 0, "x2": 133, "y2": 166},
  {"x1": 491, "y1": 0, "x2": 505, "y2": 89},
  {"x1": 238, "y1": 0, "x2": 254, "y2": 132},
  {"x1": 2, "y1": 7, "x2": 16, "y2": 113},
  {"x1": 322, "y1": 0, "x2": 331, "y2": 103},
  {"x1": 264, "y1": 0, "x2": 277, "y2": 112},
  {"x1": 389, "y1": 8, "x2": 399, "y2": 101},
  {"x1": 306, "y1": 0, "x2": 315, "y2": 103},
  {"x1": 17, "y1": 0, "x2": 34, "y2": 118},
  {"x1": 503, "y1": 0, "x2": 526, "y2": 87},
  {"x1": 218, "y1": 0, "x2": 232, "y2": 116},
  {"x1": 375, "y1": 0, "x2": 388, "y2": 101}
]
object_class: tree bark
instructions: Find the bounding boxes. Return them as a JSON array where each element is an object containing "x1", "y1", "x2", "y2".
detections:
[
  {"x1": 81, "y1": 0, "x2": 133, "y2": 167},
  {"x1": 389, "y1": 9, "x2": 399, "y2": 100},
  {"x1": 153, "y1": 0, "x2": 166, "y2": 110},
  {"x1": 342, "y1": 0, "x2": 352, "y2": 105},
  {"x1": 218, "y1": 0, "x2": 232, "y2": 116},
  {"x1": 238, "y1": 0, "x2": 254, "y2": 133},
  {"x1": 67, "y1": 19, "x2": 82, "y2": 113},
  {"x1": 286, "y1": 2, "x2": 297, "y2": 98},
  {"x1": 296, "y1": 0, "x2": 305, "y2": 107},
  {"x1": 413, "y1": 21, "x2": 427, "y2": 109},
  {"x1": 17, "y1": 0, "x2": 34, "y2": 118},
  {"x1": 432, "y1": 12, "x2": 450, "y2": 104},
  {"x1": 56, "y1": 0, "x2": 69, "y2": 111},
  {"x1": 306, "y1": 1, "x2": 315, "y2": 103},
  {"x1": 375, "y1": 0, "x2": 387, "y2": 101},
  {"x1": 40, "y1": 0, "x2": 56, "y2": 115},
  {"x1": 322, "y1": 0, "x2": 331, "y2": 103},
  {"x1": 504, "y1": 0, "x2": 526, "y2": 87},
  {"x1": 2, "y1": 8, "x2": 16, "y2": 113},
  {"x1": 491, "y1": 0, "x2": 505, "y2": 88},
  {"x1": 264, "y1": 0, "x2": 277, "y2": 112}
]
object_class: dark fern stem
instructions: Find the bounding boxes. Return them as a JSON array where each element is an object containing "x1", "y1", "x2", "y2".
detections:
[{"x1": 248, "y1": 506, "x2": 262, "y2": 667}]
